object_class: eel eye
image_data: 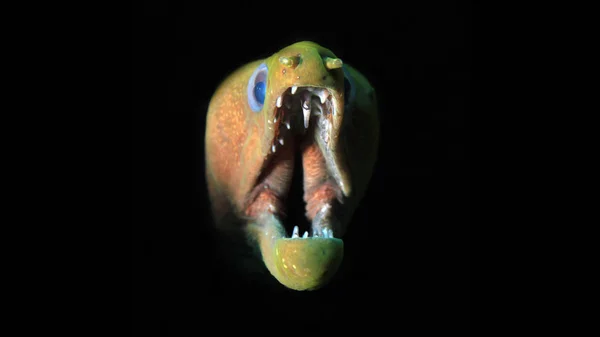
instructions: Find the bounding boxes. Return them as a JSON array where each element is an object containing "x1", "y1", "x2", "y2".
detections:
[
  {"x1": 342, "y1": 65, "x2": 356, "y2": 108},
  {"x1": 344, "y1": 77, "x2": 351, "y2": 106},
  {"x1": 247, "y1": 63, "x2": 268, "y2": 112}
]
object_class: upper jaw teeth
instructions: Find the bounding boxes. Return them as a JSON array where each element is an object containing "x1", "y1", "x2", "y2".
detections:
[
  {"x1": 289, "y1": 85, "x2": 329, "y2": 102},
  {"x1": 269, "y1": 86, "x2": 333, "y2": 154},
  {"x1": 290, "y1": 225, "x2": 334, "y2": 239},
  {"x1": 282, "y1": 86, "x2": 332, "y2": 128},
  {"x1": 301, "y1": 91, "x2": 311, "y2": 128},
  {"x1": 316, "y1": 90, "x2": 329, "y2": 104}
]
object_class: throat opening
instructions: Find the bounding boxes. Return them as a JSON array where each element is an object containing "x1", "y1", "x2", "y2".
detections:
[{"x1": 284, "y1": 137, "x2": 310, "y2": 237}]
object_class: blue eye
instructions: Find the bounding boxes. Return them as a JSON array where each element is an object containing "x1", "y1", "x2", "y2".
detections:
[
  {"x1": 344, "y1": 77, "x2": 351, "y2": 106},
  {"x1": 342, "y1": 65, "x2": 356, "y2": 108},
  {"x1": 254, "y1": 81, "x2": 265, "y2": 104},
  {"x1": 247, "y1": 63, "x2": 268, "y2": 112}
]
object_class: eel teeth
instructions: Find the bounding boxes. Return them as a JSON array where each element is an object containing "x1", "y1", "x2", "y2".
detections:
[
  {"x1": 301, "y1": 91, "x2": 312, "y2": 128},
  {"x1": 289, "y1": 228, "x2": 334, "y2": 239},
  {"x1": 317, "y1": 90, "x2": 329, "y2": 104},
  {"x1": 302, "y1": 106, "x2": 310, "y2": 128}
]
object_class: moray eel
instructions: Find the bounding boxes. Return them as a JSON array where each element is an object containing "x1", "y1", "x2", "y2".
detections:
[{"x1": 205, "y1": 41, "x2": 379, "y2": 291}]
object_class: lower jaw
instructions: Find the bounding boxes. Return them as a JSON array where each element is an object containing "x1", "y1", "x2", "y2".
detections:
[
  {"x1": 244, "y1": 184, "x2": 344, "y2": 290},
  {"x1": 246, "y1": 212, "x2": 344, "y2": 291}
]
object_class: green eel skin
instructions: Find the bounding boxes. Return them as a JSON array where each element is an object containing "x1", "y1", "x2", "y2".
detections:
[{"x1": 205, "y1": 41, "x2": 379, "y2": 291}]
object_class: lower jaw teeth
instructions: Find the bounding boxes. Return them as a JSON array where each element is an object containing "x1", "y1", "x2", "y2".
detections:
[{"x1": 290, "y1": 225, "x2": 334, "y2": 239}]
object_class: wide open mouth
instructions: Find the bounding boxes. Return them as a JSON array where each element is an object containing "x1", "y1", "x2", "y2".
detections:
[{"x1": 245, "y1": 86, "x2": 345, "y2": 240}]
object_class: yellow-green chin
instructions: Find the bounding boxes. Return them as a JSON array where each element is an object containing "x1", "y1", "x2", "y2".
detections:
[{"x1": 261, "y1": 237, "x2": 344, "y2": 291}]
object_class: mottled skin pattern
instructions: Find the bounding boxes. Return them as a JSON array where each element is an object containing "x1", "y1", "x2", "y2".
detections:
[{"x1": 205, "y1": 41, "x2": 379, "y2": 290}]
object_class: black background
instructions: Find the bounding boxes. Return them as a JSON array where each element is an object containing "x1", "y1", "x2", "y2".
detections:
[{"x1": 133, "y1": 1, "x2": 470, "y2": 335}]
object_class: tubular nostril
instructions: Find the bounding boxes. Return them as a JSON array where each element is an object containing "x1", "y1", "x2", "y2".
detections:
[
  {"x1": 279, "y1": 55, "x2": 300, "y2": 68},
  {"x1": 324, "y1": 57, "x2": 343, "y2": 70}
]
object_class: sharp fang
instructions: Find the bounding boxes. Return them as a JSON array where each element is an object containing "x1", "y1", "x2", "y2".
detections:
[
  {"x1": 318, "y1": 90, "x2": 329, "y2": 104},
  {"x1": 292, "y1": 226, "x2": 299, "y2": 238},
  {"x1": 278, "y1": 138, "x2": 284, "y2": 145},
  {"x1": 302, "y1": 92, "x2": 311, "y2": 128},
  {"x1": 302, "y1": 231, "x2": 308, "y2": 238},
  {"x1": 302, "y1": 99, "x2": 310, "y2": 110},
  {"x1": 285, "y1": 121, "x2": 290, "y2": 129},
  {"x1": 276, "y1": 96, "x2": 283, "y2": 108},
  {"x1": 291, "y1": 86, "x2": 298, "y2": 95},
  {"x1": 303, "y1": 106, "x2": 310, "y2": 128},
  {"x1": 271, "y1": 144, "x2": 276, "y2": 153}
]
